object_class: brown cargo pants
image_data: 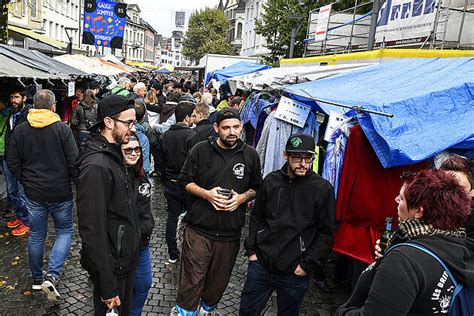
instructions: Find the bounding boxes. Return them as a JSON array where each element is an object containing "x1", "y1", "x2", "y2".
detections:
[{"x1": 176, "y1": 226, "x2": 240, "y2": 311}]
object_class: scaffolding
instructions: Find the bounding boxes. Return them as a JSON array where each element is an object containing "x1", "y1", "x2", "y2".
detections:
[{"x1": 304, "y1": 0, "x2": 474, "y2": 57}]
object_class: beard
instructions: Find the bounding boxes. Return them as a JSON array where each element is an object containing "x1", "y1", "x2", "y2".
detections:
[
  {"x1": 220, "y1": 135, "x2": 237, "y2": 148},
  {"x1": 112, "y1": 128, "x2": 130, "y2": 145}
]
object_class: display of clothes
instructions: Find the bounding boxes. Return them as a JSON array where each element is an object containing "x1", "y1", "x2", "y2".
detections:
[
  {"x1": 321, "y1": 117, "x2": 356, "y2": 198},
  {"x1": 256, "y1": 111, "x2": 319, "y2": 177},
  {"x1": 240, "y1": 92, "x2": 274, "y2": 129},
  {"x1": 332, "y1": 124, "x2": 427, "y2": 264}
]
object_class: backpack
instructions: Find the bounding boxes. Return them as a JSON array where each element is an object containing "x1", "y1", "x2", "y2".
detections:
[{"x1": 387, "y1": 243, "x2": 474, "y2": 316}]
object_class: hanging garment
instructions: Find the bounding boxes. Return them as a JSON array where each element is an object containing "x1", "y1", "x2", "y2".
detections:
[
  {"x1": 240, "y1": 92, "x2": 273, "y2": 128},
  {"x1": 256, "y1": 111, "x2": 319, "y2": 177},
  {"x1": 332, "y1": 124, "x2": 427, "y2": 264},
  {"x1": 321, "y1": 118, "x2": 355, "y2": 198}
]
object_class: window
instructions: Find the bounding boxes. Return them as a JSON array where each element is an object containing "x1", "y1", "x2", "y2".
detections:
[
  {"x1": 237, "y1": 23, "x2": 242, "y2": 39},
  {"x1": 31, "y1": 0, "x2": 38, "y2": 18}
]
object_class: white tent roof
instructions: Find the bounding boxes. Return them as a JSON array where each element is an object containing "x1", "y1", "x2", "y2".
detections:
[
  {"x1": 54, "y1": 54, "x2": 127, "y2": 76},
  {"x1": 228, "y1": 63, "x2": 375, "y2": 94}
]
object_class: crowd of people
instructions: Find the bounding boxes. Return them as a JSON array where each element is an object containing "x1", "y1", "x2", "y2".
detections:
[{"x1": 0, "y1": 71, "x2": 473, "y2": 316}]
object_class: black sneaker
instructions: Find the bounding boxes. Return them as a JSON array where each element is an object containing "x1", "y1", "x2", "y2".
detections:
[
  {"x1": 41, "y1": 273, "x2": 61, "y2": 303},
  {"x1": 32, "y1": 279, "x2": 42, "y2": 291}
]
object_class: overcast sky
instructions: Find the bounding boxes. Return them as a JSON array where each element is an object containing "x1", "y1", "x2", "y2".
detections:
[{"x1": 126, "y1": 0, "x2": 220, "y2": 37}]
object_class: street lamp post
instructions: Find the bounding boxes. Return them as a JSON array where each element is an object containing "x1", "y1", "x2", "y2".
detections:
[
  {"x1": 368, "y1": 0, "x2": 385, "y2": 50},
  {"x1": 288, "y1": 15, "x2": 305, "y2": 59},
  {"x1": 65, "y1": 27, "x2": 78, "y2": 54}
]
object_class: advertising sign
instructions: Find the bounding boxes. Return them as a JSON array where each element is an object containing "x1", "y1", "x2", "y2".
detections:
[
  {"x1": 175, "y1": 11, "x2": 186, "y2": 29},
  {"x1": 375, "y1": 0, "x2": 437, "y2": 45},
  {"x1": 314, "y1": 4, "x2": 332, "y2": 42},
  {"x1": 274, "y1": 96, "x2": 311, "y2": 128},
  {"x1": 82, "y1": 0, "x2": 127, "y2": 48}
]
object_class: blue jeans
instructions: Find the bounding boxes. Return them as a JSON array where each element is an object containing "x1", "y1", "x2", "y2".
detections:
[
  {"x1": 3, "y1": 159, "x2": 28, "y2": 225},
  {"x1": 164, "y1": 186, "x2": 190, "y2": 260},
  {"x1": 131, "y1": 244, "x2": 152, "y2": 316},
  {"x1": 239, "y1": 260, "x2": 310, "y2": 316},
  {"x1": 26, "y1": 197, "x2": 73, "y2": 280}
]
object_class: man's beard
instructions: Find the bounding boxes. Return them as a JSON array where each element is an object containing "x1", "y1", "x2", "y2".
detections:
[
  {"x1": 11, "y1": 102, "x2": 23, "y2": 113},
  {"x1": 112, "y1": 128, "x2": 129, "y2": 144},
  {"x1": 219, "y1": 135, "x2": 237, "y2": 148}
]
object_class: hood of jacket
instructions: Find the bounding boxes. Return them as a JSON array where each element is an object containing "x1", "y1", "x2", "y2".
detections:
[
  {"x1": 27, "y1": 109, "x2": 60, "y2": 128},
  {"x1": 77, "y1": 132, "x2": 123, "y2": 167},
  {"x1": 414, "y1": 235, "x2": 474, "y2": 286}
]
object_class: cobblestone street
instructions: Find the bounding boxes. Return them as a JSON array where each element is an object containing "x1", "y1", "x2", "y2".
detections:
[{"x1": 0, "y1": 180, "x2": 350, "y2": 315}]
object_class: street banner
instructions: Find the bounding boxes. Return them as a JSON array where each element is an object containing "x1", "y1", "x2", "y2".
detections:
[
  {"x1": 274, "y1": 96, "x2": 311, "y2": 128},
  {"x1": 314, "y1": 4, "x2": 332, "y2": 42},
  {"x1": 375, "y1": 0, "x2": 437, "y2": 45},
  {"x1": 82, "y1": 0, "x2": 127, "y2": 48},
  {"x1": 175, "y1": 11, "x2": 186, "y2": 29}
]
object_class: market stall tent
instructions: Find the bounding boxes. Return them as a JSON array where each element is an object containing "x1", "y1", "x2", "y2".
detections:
[
  {"x1": 205, "y1": 61, "x2": 271, "y2": 85},
  {"x1": 54, "y1": 54, "x2": 128, "y2": 76},
  {"x1": 285, "y1": 57, "x2": 474, "y2": 168},
  {"x1": 228, "y1": 63, "x2": 373, "y2": 94}
]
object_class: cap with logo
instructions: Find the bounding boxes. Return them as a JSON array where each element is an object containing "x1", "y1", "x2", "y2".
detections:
[
  {"x1": 215, "y1": 107, "x2": 241, "y2": 125},
  {"x1": 88, "y1": 95, "x2": 134, "y2": 131},
  {"x1": 285, "y1": 133, "x2": 316, "y2": 155}
]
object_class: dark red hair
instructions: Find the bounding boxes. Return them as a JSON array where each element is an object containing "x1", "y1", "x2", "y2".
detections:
[
  {"x1": 402, "y1": 169, "x2": 471, "y2": 230},
  {"x1": 440, "y1": 156, "x2": 473, "y2": 189}
]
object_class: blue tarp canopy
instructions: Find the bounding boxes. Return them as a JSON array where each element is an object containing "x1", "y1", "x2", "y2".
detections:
[
  {"x1": 285, "y1": 58, "x2": 474, "y2": 168},
  {"x1": 206, "y1": 61, "x2": 271, "y2": 85}
]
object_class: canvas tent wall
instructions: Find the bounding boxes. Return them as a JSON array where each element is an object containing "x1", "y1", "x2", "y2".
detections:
[
  {"x1": 54, "y1": 54, "x2": 127, "y2": 77},
  {"x1": 285, "y1": 57, "x2": 474, "y2": 168},
  {"x1": 205, "y1": 61, "x2": 271, "y2": 85}
]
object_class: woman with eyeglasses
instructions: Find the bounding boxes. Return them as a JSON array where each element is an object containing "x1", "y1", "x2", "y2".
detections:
[
  {"x1": 336, "y1": 170, "x2": 474, "y2": 315},
  {"x1": 121, "y1": 135, "x2": 155, "y2": 316}
]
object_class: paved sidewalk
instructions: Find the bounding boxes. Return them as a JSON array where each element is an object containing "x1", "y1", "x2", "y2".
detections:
[{"x1": 0, "y1": 180, "x2": 350, "y2": 315}]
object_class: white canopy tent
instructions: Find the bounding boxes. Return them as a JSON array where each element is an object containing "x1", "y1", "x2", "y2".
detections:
[
  {"x1": 54, "y1": 54, "x2": 128, "y2": 76},
  {"x1": 228, "y1": 63, "x2": 375, "y2": 94}
]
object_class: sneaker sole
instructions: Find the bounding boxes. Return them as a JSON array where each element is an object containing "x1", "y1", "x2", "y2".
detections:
[
  {"x1": 32, "y1": 284, "x2": 42, "y2": 291},
  {"x1": 12, "y1": 230, "x2": 29, "y2": 236},
  {"x1": 7, "y1": 223, "x2": 21, "y2": 228},
  {"x1": 41, "y1": 280, "x2": 61, "y2": 303}
]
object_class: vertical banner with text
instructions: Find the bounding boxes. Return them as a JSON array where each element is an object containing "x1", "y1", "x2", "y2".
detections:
[
  {"x1": 314, "y1": 4, "x2": 332, "y2": 42},
  {"x1": 82, "y1": 0, "x2": 127, "y2": 48}
]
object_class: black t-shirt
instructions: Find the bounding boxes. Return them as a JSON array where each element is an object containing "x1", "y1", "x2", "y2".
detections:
[{"x1": 216, "y1": 142, "x2": 239, "y2": 163}]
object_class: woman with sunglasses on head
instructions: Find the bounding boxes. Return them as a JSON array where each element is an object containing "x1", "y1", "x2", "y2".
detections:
[
  {"x1": 336, "y1": 170, "x2": 474, "y2": 315},
  {"x1": 121, "y1": 135, "x2": 155, "y2": 316}
]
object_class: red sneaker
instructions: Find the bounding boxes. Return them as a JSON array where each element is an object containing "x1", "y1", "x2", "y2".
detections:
[
  {"x1": 12, "y1": 224, "x2": 29, "y2": 236},
  {"x1": 7, "y1": 219, "x2": 22, "y2": 228}
]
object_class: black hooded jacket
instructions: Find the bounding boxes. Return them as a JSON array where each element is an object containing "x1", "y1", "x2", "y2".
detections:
[
  {"x1": 179, "y1": 138, "x2": 262, "y2": 240},
  {"x1": 245, "y1": 163, "x2": 335, "y2": 275},
  {"x1": 336, "y1": 235, "x2": 474, "y2": 315},
  {"x1": 76, "y1": 133, "x2": 140, "y2": 300},
  {"x1": 129, "y1": 168, "x2": 154, "y2": 250}
]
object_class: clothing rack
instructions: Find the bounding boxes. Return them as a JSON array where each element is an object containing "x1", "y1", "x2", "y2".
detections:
[{"x1": 299, "y1": 89, "x2": 394, "y2": 118}]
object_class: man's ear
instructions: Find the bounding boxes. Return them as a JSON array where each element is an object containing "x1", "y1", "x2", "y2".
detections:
[
  {"x1": 283, "y1": 151, "x2": 289, "y2": 161},
  {"x1": 103, "y1": 117, "x2": 114, "y2": 130}
]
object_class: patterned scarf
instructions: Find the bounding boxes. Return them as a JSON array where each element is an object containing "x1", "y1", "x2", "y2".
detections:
[{"x1": 387, "y1": 218, "x2": 466, "y2": 249}]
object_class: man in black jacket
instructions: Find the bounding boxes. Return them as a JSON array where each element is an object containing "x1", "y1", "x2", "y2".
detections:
[
  {"x1": 76, "y1": 95, "x2": 140, "y2": 315},
  {"x1": 3, "y1": 86, "x2": 32, "y2": 236},
  {"x1": 156, "y1": 102, "x2": 199, "y2": 263},
  {"x1": 240, "y1": 133, "x2": 336, "y2": 315},
  {"x1": 7, "y1": 89, "x2": 78, "y2": 301},
  {"x1": 173, "y1": 108, "x2": 262, "y2": 315},
  {"x1": 192, "y1": 102, "x2": 216, "y2": 141}
]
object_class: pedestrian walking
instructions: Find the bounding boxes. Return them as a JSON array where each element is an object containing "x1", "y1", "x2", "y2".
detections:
[
  {"x1": 6, "y1": 89, "x2": 78, "y2": 302},
  {"x1": 156, "y1": 102, "x2": 199, "y2": 263},
  {"x1": 76, "y1": 95, "x2": 140, "y2": 315},
  {"x1": 192, "y1": 102, "x2": 215, "y2": 142},
  {"x1": 4, "y1": 85, "x2": 32, "y2": 236},
  {"x1": 120, "y1": 136, "x2": 155, "y2": 316},
  {"x1": 172, "y1": 108, "x2": 262, "y2": 315},
  {"x1": 240, "y1": 133, "x2": 336, "y2": 315},
  {"x1": 71, "y1": 89, "x2": 98, "y2": 144}
]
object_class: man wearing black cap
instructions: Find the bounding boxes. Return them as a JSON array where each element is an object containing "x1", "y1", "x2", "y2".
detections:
[
  {"x1": 240, "y1": 133, "x2": 336, "y2": 315},
  {"x1": 173, "y1": 108, "x2": 262, "y2": 315},
  {"x1": 76, "y1": 95, "x2": 140, "y2": 315}
]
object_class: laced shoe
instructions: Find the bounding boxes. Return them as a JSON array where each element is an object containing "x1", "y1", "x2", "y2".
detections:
[
  {"x1": 12, "y1": 223, "x2": 29, "y2": 236},
  {"x1": 41, "y1": 273, "x2": 61, "y2": 303},
  {"x1": 6, "y1": 219, "x2": 22, "y2": 228},
  {"x1": 32, "y1": 279, "x2": 43, "y2": 291}
]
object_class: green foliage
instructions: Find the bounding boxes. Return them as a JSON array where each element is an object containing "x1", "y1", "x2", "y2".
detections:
[
  {"x1": 256, "y1": 0, "x2": 370, "y2": 63},
  {"x1": 182, "y1": 8, "x2": 235, "y2": 65}
]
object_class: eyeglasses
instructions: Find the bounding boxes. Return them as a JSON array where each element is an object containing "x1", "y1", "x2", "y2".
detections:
[
  {"x1": 113, "y1": 118, "x2": 137, "y2": 128},
  {"x1": 289, "y1": 154, "x2": 314, "y2": 164},
  {"x1": 122, "y1": 146, "x2": 141, "y2": 155}
]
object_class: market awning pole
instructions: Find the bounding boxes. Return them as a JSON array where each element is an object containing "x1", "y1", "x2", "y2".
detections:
[{"x1": 299, "y1": 88, "x2": 394, "y2": 118}]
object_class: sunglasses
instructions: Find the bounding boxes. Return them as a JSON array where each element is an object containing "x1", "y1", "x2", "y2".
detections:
[{"x1": 122, "y1": 146, "x2": 141, "y2": 155}]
